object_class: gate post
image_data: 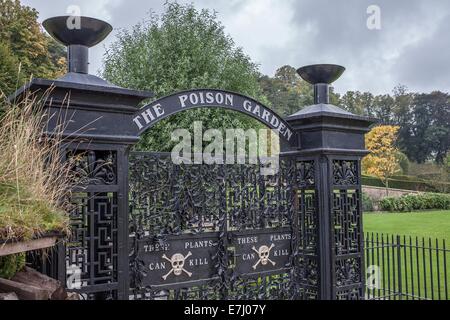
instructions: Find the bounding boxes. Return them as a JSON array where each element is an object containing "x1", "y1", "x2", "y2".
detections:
[
  {"x1": 285, "y1": 64, "x2": 375, "y2": 300},
  {"x1": 10, "y1": 16, "x2": 153, "y2": 300}
]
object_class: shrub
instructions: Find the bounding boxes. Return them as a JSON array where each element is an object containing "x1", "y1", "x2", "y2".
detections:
[
  {"x1": 362, "y1": 192, "x2": 374, "y2": 212},
  {"x1": 379, "y1": 193, "x2": 450, "y2": 212}
]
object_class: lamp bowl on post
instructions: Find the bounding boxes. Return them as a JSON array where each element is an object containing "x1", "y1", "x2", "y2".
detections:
[
  {"x1": 296, "y1": 64, "x2": 345, "y2": 85},
  {"x1": 43, "y1": 16, "x2": 112, "y2": 74},
  {"x1": 297, "y1": 64, "x2": 345, "y2": 105}
]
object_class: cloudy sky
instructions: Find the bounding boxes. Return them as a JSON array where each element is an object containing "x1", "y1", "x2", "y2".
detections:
[{"x1": 22, "y1": 0, "x2": 450, "y2": 95}]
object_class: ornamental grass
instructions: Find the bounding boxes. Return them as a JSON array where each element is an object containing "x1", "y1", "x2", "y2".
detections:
[{"x1": 0, "y1": 89, "x2": 73, "y2": 242}]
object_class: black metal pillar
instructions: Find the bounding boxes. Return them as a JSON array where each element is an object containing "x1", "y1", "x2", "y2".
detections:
[
  {"x1": 11, "y1": 69, "x2": 152, "y2": 301},
  {"x1": 10, "y1": 16, "x2": 153, "y2": 299},
  {"x1": 285, "y1": 64, "x2": 375, "y2": 300},
  {"x1": 27, "y1": 87, "x2": 150, "y2": 299}
]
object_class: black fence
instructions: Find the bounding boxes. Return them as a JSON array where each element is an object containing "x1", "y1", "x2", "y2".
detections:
[{"x1": 365, "y1": 233, "x2": 449, "y2": 300}]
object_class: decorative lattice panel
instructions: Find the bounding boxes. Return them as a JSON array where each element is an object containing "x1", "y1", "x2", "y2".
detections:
[
  {"x1": 128, "y1": 153, "x2": 318, "y2": 300},
  {"x1": 331, "y1": 159, "x2": 364, "y2": 300},
  {"x1": 65, "y1": 150, "x2": 119, "y2": 300}
]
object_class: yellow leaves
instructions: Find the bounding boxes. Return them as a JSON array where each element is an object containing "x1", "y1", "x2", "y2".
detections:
[{"x1": 363, "y1": 125, "x2": 400, "y2": 184}]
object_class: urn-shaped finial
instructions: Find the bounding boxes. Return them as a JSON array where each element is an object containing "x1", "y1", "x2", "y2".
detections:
[
  {"x1": 297, "y1": 64, "x2": 345, "y2": 104},
  {"x1": 43, "y1": 16, "x2": 112, "y2": 74}
]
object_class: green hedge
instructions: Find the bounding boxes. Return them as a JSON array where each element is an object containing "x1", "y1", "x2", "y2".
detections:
[
  {"x1": 379, "y1": 193, "x2": 450, "y2": 212},
  {"x1": 390, "y1": 174, "x2": 425, "y2": 181},
  {"x1": 417, "y1": 173, "x2": 444, "y2": 180},
  {"x1": 361, "y1": 175, "x2": 450, "y2": 193}
]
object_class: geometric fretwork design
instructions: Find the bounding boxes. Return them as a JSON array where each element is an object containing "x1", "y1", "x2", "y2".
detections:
[
  {"x1": 294, "y1": 160, "x2": 318, "y2": 300},
  {"x1": 299, "y1": 190, "x2": 317, "y2": 253},
  {"x1": 67, "y1": 192, "x2": 118, "y2": 294},
  {"x1": 331, "y1": 158, "x2": 364, "y2": 300},
  {"x1": 128, "y1": 153, "x2": 319, "y2": 300},
  {"x1": 292, "y1": 189, "x2": 319, "y2": 299},
  {"x1": 332, "y1": 189, "x2": 361, "y2": 255},
  {"x1": 65, "y1": 149, "x2": 119, "y2": 300},
  {"x1": 336, "y1": 287, "x2": 363, "y2": 300}
]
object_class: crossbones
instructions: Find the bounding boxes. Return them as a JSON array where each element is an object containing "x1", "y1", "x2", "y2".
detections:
[
  {"x1": 252, "y1": 244, "x2": 276, "y2": 270},
  {"x1": 161, "y1": 251, "x2": 193, "y2": 280}
]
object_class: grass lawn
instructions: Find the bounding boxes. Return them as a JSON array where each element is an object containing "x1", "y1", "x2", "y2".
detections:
[
  {"x1": 363, "y1": 210, "x2": 450, "y2": 300},
  {"x1": 363, "y1": 210, "x2": 450, "y2": 242}
]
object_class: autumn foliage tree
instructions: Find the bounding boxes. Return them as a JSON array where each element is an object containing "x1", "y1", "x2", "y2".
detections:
[
  {"x1": 363, "y1": 125, "x2": 400, "y2": 195},
  {"x1": 0, "y1": 0, "x2": 66, "y2": 98}
]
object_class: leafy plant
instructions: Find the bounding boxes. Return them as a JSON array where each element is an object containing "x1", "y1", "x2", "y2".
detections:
[
  {"x1": 0, "y1": 253, "x2": 25, "y2": 279},
  {"x1": 379, "y1": 193, "x2": 450, "y2": 212}
]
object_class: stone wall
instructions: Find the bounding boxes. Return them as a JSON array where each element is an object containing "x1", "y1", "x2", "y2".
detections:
[{"x1": 362, "y1": 185, "x2": 421, "y2": 202}]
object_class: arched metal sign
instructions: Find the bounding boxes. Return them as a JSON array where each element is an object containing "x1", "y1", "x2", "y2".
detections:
[{"x1": 131, "y1": 89, "x2": 297, "y2": 147}]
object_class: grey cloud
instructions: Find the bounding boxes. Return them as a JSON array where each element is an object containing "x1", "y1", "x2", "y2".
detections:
[
  {"x1": 285, "y1": 0, "x2": 450, "y2": 93},
  {"x1": 392, "y1": 11, "x2": 450, "y2": 93},
  {"x1": 20, "y1": 0, "x2": 450, "y2": 94}
]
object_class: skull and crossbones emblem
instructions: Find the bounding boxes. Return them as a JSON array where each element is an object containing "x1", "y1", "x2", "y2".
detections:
[
  {"x1": 252, "y1": 244, "x2": 276, "y2": 270},
  {"x1": 161, "y1": 252, "x2": 193, "y2": 280}
]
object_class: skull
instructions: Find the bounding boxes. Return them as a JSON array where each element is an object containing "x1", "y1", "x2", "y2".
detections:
[
  {"x1": 171, "y1": 253, "x2": 185, "y2": 276},
  {"x1": 258, "y1": 245, "x2": 271, "y2": 265},
  {"x1": 162, "y1": 251, "x2": 192, "y2": 280}
]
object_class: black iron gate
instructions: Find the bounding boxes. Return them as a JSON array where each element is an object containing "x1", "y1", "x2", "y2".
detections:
[
  {"x1": 14, "y1": 16, "x2": 373, "y2": 298},
  {"x1": 128, "y1": 152, "x2": 319, "y2": 300}
]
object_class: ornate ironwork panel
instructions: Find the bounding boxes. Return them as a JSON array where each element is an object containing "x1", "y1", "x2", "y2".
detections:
[
  {"x1": 331, "y1": 159, "x2": 364, "y2": 299},
  {"x1": 295, "y1": 160, "x2": 319, "y2": 300},
  {"x1": 128, "y1": 153, "x2": 319, "y2": 300},
  {"x1": 65, "y1": 149, "x2": 120, "y2": 300},
  {"x1": 70, "y1": 150, "x2": 117, "y2": 185},
  {"x1": 333, "y1": 160, "x2": 358, "y2": 186}
]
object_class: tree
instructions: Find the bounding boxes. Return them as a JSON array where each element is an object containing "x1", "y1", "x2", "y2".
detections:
[
  {"x1": 338, "y1": 85, "x2": 449, "y2": 164},
  {"x1": 259, "y1": 65, "x2": 342, "y2": 117},
  {"x1": 398, "y1": 92, "x2": 450, "y2": 163},
  {"x1": 103, "y1": 2, "x2": 266, "y2": 151},
  {"x1": 363, "y1": 125, "x2": 400, "y2": 195},
  {"x1": 0, "y1": 0, "x2": 66, "y2": 97},
  {"x1": 0, "y1": 41, "x2": 24, "y2": 97},
  {"x1": 259, "y1": 65, "x2": 313, "y2": 116},
  {"x1": 339, "y1": 91, "x2": 374, "y2": 116},
  {"x1": 392, "y1": 85, "x2": 413, "y2": 125}
]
